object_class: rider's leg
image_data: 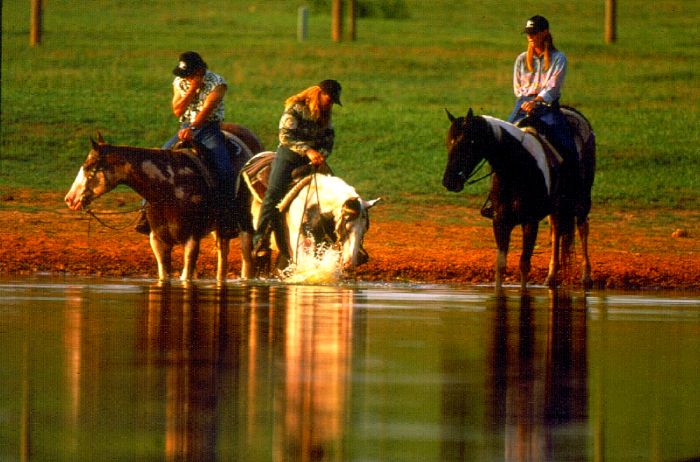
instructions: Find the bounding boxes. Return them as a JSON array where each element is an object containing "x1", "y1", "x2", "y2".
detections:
[{"x1": 253, "y1": 146, "x2": 304, "y2": 256}]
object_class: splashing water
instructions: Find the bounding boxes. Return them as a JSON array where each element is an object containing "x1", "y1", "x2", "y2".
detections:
[{"x1": 282, "y1": 238, "x2": 343, "y2": 284}]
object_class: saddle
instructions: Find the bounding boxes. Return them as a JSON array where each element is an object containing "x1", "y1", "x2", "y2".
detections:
[{"x1": 241, "y1": 151, "x2": 334, "y2": 207}]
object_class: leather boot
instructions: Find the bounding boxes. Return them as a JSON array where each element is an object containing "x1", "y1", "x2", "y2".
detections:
[{"x1": 134, "y1": 208, "x2": 151, "y2": 235}]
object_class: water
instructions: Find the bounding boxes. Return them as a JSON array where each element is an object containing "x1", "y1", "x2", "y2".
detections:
[{"x1": 1, "y1": 276, "x2": 699, "y2": 461}]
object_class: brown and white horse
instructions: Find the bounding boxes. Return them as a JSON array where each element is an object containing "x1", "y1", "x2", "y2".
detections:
[
  {"x1": 64, "y1": 126, "x2": 263, "y2": 281},
  {"x1": 443, "y1": 107, "x2": 596, "y2": 290}
]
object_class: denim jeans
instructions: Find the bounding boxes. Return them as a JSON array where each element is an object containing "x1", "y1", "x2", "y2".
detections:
[
  {"x1": 508, "y1": 97, "x2": 577, "y2": 160},
  {"x1": 253, "y1": 145, "x2": 307, "y2": 252}
]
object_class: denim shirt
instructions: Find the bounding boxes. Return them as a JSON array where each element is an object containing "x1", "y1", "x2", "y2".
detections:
[
  {"x1": 512, "y1": 49, "x2": 567, "y2": 104},
  {"x1": 278, "y1": 103, "x2": 334, "y2": 157}
]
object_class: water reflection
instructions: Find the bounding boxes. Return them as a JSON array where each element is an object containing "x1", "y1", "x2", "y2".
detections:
[
  {"x1": 3, "y1": 279, "x2": 699, "y2": 461},
  {"x1": 136, "y1": 283, "x2": 355, "y2": 461},
  {"x1": 441, "y1": 292, "x2": 589, "y2": 461}
]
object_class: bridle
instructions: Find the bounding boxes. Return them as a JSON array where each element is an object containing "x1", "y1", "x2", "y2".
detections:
[{"x1": 450, "y1": 123, "x2": 493, "y2": 186}]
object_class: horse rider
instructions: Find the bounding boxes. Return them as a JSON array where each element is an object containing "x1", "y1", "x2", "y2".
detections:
[
  {"x1": 135, "y1": 51, "x2": 238, "y2": 237},
  {"x1": 252, "y1": 79, "x2": 342, "y2": 268},
  {"x1": 482, "y1": 15, "x2": 579, "y2": 218}
]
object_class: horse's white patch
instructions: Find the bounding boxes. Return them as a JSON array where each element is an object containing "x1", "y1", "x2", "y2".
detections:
[
  {"x1": 191, "y1": 195, "x2": 203, "y2": 204},
  {"x1": 483, "y1": 116, "x2": 552, "y2": 194},
  {"x1": 178, "y1": 167, "x2": 195, "y2": 175},
  {"x1": 174, "y1": 187, "x2": 185, "y2": 200},
  {"x1": 142, "y1": 161, "x2": 170, "y2": 183}
]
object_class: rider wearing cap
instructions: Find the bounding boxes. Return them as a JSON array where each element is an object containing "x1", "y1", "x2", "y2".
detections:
[
  {"x1": 137, "y1": 51, "x2": 238, "y2": 237},
  {"x1": 252, "y1": 79, "x2": 342, "y2": 267}
]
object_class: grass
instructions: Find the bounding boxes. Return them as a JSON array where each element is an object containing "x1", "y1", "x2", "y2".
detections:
[{"x1": 1, "y1": 0, "x2": 698, "y2": 209}]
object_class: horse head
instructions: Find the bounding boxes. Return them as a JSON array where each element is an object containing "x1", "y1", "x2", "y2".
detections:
[
  {"x1": 335, "y1": 196, "x2": 381, "y2": 270},
  {"x1": 64, "y1": 133, "x2": 117, "y2": 210},
  {"x1": 442, "y1": 108, "x2": 490, "y2": 192}
]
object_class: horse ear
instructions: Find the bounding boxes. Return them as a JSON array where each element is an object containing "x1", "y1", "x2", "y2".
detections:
[
  {"x1": 445, "y1": 108, "x2": 456, "y2": 123},
  {"x1": 90, "y1": 138, "x2": 99, "y2": 150},
  {"x1": 364, "y1": 198, "x2": 381, "y2": 209},
  {"x1": 96, "y1": 131, "x2": 106, "y2": 144},
  {"x1": 466, "y1": 108, "x2": 474, "y2": 120}
]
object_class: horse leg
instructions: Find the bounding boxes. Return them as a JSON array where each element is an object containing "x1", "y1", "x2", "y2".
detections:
[
  {"x1": 239, "y1": 231, "x2": 253, "y2": 279},
  {"x1": 577, "y1": 217, "x2": 593, "y2": 289},
  {"x1": 545, "y1": 217, "x2": 561, "y2": 288},
  {"x1": 519, "y1": 221, "x2": 539, "y2": 291},
  {"x1": 214, "y1": 235, "x2": 230, "y2": 282},
  {"x1": 493, "y1": 220, "x2": 512, "y2": 291},
  {"x1": 150, "y1": 234, "x2": 173, "y2": 281},
  {"x1": 180, "y1": 238, "x2": 201, "y2": 282}
]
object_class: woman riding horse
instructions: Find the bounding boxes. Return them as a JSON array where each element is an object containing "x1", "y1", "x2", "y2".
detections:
[
  {"x1": 252, "y1": 79, "x2": 342, "y2": 270},
  {"x1": 483, "y1": 15, "x2": 579, "y2": 218},
  {"x1": 136, "y1": 51, "x2": 238, "y2": 237}
]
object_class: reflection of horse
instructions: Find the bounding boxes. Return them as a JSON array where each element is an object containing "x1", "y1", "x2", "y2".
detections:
[
  {"x1": 64, "y1": 125, "x2": 263, "y2": 281},
  {"x1": 443, "y1": 108, "x2": 595, "y2": 290},
  {"x1": 241, "y1": 152, "x2": 380, "y2": 276}
]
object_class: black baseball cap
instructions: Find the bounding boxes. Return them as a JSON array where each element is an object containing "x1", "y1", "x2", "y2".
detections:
[
  {"x1": 523, "y1": 15, "x2": 549, "y2": 34},
  {"x1": 173, "y1": 51, "x2": 207, "y2": 77},
  {"x1": 318, "y1": 79, "x2": 342, "y2": 106}
]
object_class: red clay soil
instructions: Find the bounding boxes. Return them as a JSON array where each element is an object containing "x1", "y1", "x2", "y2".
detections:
[{"x1": 1, "y1": 190, "x2": 698, "y2": 290}]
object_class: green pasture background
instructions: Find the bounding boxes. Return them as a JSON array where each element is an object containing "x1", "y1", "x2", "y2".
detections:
[{"x1": 2, "y1": 0, "x2": 698, "y2": 209}]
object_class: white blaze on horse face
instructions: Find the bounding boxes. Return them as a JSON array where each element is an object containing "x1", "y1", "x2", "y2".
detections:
[{"x1": 64, "y1": 167, "x2": 88, "y2": 210}]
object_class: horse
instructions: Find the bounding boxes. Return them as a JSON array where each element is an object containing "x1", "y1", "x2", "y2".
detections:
[
  {"x1": 240, "y1": 151, "x2": 380, "y2": 277},
  {"x1": 64, "y1": 125, "x2": 264, "y2": 282},
  {"x1": 442, "y1": 107, "x2": 596, "y2": 290}
]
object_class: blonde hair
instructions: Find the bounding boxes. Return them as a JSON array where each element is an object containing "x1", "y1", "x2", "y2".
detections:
[
  {"x1": 285, "y1": 85, "x2": 331, "y2": 125},
  {"x1": 526, "y1": 31, "x2": 556, "y2": 72}
]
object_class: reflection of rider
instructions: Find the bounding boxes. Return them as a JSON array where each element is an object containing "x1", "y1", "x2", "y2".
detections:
[
  {"x1": 252, "y1": 80, "x2": 342, "y2": 266},
  {"x1": 136, "y1": 51, "x2": 237, "y2": 237}
]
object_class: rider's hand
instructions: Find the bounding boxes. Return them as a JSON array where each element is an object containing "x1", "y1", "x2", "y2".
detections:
[
  {"x1": 307, "y1": 149, "x2": 325, "y2": 167},
  {"x1": 188, "y1": 74, "x2": 204, "y2": 92},
  {"x1": 521, "y1": 97, "x2": 543, "y2": 113},
  {"x1": 178, "y1": 126, "x2": 195, "y2": 142}
]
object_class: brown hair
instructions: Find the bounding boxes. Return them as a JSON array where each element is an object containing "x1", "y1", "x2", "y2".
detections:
[
  {"x1": 526, "y1": 31, "x2": 556, "y2": 72},
  {"x1": 285, "y1": 85, "x2": 332, "y2": 125}
]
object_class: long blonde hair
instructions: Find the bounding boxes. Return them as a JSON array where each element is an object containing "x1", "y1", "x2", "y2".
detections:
[
  {"x1": 285, "y1": 85, "x2": 331, "y2": 125},
  {"x1": 526, "y1": 31, "x2": 556, "y2": 72}
]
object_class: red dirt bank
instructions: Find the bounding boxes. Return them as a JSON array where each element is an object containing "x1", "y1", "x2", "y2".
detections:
[{"x1": 1, "y1": 190, "x2": 698, "y2": 290}]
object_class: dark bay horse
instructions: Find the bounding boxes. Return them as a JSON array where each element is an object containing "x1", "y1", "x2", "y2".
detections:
[
  {"x1": 443, "y1": 108, "x2": 595, "y2": 290},
  {"x1": 64, "y1": 126, "x2": 263, "y2": 281}
]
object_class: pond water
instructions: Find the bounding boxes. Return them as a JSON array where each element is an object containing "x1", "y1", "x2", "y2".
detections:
[{"x1": 1, "y1": 276, "x2": 699, "y2": 461}]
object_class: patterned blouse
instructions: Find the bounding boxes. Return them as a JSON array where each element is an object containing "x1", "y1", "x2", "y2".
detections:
[
  {"x1": 512, "y1": 49, "x2": 567, "y2": 104},
  {"x1": 278, "y1": 102, "x2": 334, "y2": 157},
  {"x1": 173, "y1": 70, "x2": 227, "y2": 125}
]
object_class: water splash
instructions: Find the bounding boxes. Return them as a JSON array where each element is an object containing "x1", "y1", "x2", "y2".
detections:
[{"x1": 282, "y1": 238, "x2": 343, "y2": 284}]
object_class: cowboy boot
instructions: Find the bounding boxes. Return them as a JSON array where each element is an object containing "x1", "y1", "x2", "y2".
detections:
[{"x1": 134, "y1": 208, "x2": 151, "y2": 235}]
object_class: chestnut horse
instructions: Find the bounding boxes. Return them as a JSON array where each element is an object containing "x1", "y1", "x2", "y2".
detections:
[
  {"x1": 443, "y1": 108, "x2": 595, "y2": 290},
  {"x1": 64, "y1": 125, "x2": 263, "y2": 281}
]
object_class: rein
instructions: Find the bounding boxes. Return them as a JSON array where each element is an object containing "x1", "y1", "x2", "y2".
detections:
[
  {"x1": 464, "y1": 158, "x2": 492, "y2": 185},
  {"x1": 83, "y1": 206, "x2": 142, "y2": 231}
]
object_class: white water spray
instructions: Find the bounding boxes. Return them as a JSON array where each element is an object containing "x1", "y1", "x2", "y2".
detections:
[{"x1": 282, "y1": 237, "x2": 343, "y2": 284}]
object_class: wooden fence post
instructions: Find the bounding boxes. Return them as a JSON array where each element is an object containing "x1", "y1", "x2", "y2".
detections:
[
  {"x1": 332, "y1": 0, "x2": 343, "y2": 42},
  {"x1": 30, "y1": 0, "x2": 43, "y2": 46},
  {"x1": 348, "y1": 0, "x2": 357, "y2": 41},
  {"x1": 605, "y1": 0, "x2": 617, "y2": 43}
]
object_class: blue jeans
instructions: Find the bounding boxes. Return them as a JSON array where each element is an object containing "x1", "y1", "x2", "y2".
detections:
[
  {"x1": 508, "y1": 97, "x2": 577, "y2": 162},
  {"x1": 253, "y1": 145, "x2": 307, "y2": 253},
  {"x1": 163, "y1": 122, "x2": 236, "y2": 228}
]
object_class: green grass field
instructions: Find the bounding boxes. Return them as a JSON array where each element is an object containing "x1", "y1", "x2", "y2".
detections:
[{"x1": 2, "y1": 0, "x2": 698, "y2": 209}]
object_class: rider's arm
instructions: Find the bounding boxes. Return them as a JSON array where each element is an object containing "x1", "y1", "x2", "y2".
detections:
[
  {"x1": 189, "y1": 84, "x2": 226, "y2": 129},
  {"x1": 172, "y1": 76, "x2": 201, "y2": 118},
  {"x1": 537, "y1": 51, "x2": 567, "y2": 104}
]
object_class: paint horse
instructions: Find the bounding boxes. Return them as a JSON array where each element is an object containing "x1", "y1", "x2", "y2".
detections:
[
  {"x1": 241, "y1": 151, "x2": 380, "y2": 276},
  {"x1": 443, "y1": 108, "x2": 596, "y2": 290},
  {"x1": 64, "y1": 125, "x2": 264, "y2": 281}
]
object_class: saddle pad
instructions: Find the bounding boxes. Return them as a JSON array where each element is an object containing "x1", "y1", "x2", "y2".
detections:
[{"x1": 241, "y1": 151, "x2": 276, "y2": 203}]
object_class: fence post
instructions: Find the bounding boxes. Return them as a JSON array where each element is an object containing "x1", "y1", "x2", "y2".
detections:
[
  {"x1": 332, "y1": 0, "x2": 343, "y2": 42},
  {"x1": 30, "y1": 0, "x2": 43, "y2": 46},
  {"x1": 297, "y1": 6, "x2": 308, "y2": 42},
  {"x1": 605, "y1": 0, "x2": 616, "y2": 43},
  {"x1": 348, "y1": 0, "x2": 357, "y2": 41}
]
